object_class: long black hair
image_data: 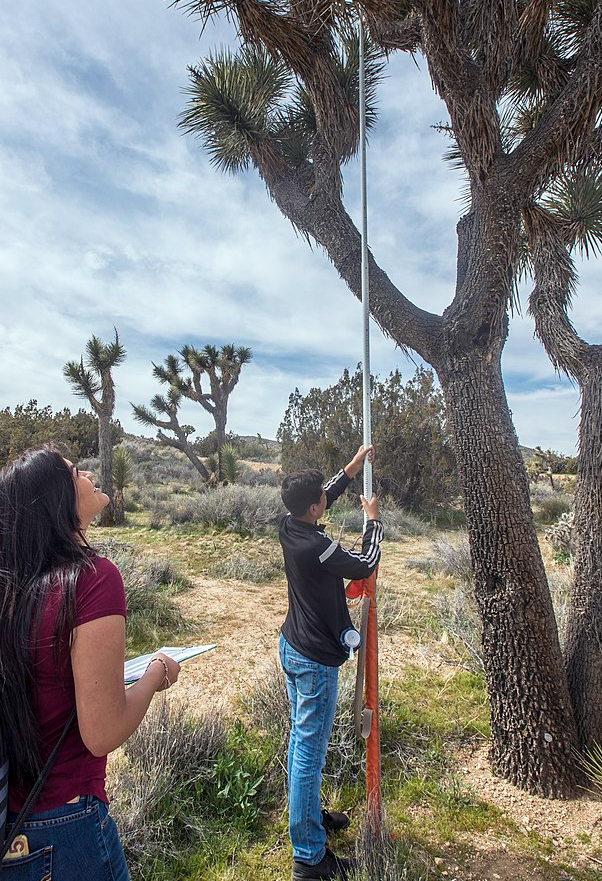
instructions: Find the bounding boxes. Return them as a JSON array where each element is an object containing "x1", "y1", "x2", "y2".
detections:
[{"x1": 0, "y1": 445, "x2": 93, "y2": 784}]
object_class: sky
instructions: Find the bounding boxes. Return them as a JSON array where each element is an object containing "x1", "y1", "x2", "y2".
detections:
[{"x1": 1, "y1": 1, "x2": 598, "y2": 455}]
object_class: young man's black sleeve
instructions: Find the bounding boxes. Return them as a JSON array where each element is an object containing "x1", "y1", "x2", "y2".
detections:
[
  {"x1": 318, "y1": 519, "x2": 384, "y2": 581},
  {"x1": 323, "y1": 469, "x2": 351, "y2": 508}
]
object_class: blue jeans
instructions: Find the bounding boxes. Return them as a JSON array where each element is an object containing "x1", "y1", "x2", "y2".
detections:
[
  {"x1": 3, "y1": 796, "x2": 130, "y2": 881},
  {"x1": 279, "y1": 633, "x2": 339, "y2": 865}
]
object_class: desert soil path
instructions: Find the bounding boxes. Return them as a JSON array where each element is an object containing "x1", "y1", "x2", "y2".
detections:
[{"x1": 173, "y1": 574, "x2": 288, "y2": 713}]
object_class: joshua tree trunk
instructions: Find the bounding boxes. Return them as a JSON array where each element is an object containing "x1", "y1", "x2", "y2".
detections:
[
  {"x1": 113, "y1": 488, "x2": 125, "y2": 525},
  {"x1": 440, "y1": 352, "x2": 579, "y2": 795},
  {"x1": 155, "y1": 430, "x2": 211, "y2": 482},
  {"x1": 528, "y1": 217, "x2": 602, "y2": 752},
  {"x1": 98, "y1": 411, "x2": 114, "y2": 527},
  {"x1": 214, "y1": 408, "x2": 227, "y2": 482},
  {"x1": 562, "y1": 358, "x2": 602, "y2": 750}
]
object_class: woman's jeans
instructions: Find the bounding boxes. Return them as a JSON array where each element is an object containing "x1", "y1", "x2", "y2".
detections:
[
  {"x1": 279, "y1": 633, "x2": 339, "y2": 866},
  {"x1": 3, "y1": 795, "x2": 130, "y2": 881}
]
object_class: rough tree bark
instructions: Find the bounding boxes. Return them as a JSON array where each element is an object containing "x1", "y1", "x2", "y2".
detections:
[
  {"x1": 97, "y1": 409, "x2": 115, "y2": 527},
  {"x1": 442, "y1": 353, "x2": 578, "y2": 791},
  {"x1": 527, "y1": 207, "x2": 602, "y2": 751}
]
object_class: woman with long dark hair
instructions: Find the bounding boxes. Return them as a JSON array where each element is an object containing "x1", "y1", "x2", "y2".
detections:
[{"x1": 0, "y1": 445, "x2": 180, "y2": 879}]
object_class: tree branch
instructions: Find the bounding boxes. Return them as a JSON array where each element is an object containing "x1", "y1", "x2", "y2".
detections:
[
  {"x1": 256, "y1": 158, "x2": 443, "y2": 365},
  {"x1": 418, "y1": 0, "x2": 501, "y2": 180},
  {"x1": 524, "y1": 205, "x2": 589, "y2": 379},
  {"x1": 510, "y1": 4, "x2": 602, "y2": 198},
  {"x1": 365, "y1": 13, "x2": 422, "y2": 53}
]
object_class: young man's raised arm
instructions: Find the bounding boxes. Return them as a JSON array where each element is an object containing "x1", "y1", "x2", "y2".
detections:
[{"x1": 324, "y1": 445, "x2": 375, "y2": 508}]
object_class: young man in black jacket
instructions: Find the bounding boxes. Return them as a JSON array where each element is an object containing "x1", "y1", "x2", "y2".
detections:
[{"x1": 279, "y1": 446, "x2": 383, "y2": 881}]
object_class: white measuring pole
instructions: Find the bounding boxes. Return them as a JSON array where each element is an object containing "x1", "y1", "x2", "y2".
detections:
[{"x1": 359, "y1": 17, "x2": 372, "y2": 506}]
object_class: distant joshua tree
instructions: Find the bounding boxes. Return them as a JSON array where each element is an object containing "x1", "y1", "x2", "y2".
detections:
[
  {"x1": 131, "y1": 386, "x2": 211, "y2": 481},
  {"x1": 64, "y1": 330, "x2": 126, "y2": 526},
  {"x1": 153, "y1": 344, "x2": 252, "y2": 481}
]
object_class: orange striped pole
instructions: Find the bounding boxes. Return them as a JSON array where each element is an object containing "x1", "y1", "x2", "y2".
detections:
[{"x1": 363, "y1": 572, "x2": 381, "y2": 830}]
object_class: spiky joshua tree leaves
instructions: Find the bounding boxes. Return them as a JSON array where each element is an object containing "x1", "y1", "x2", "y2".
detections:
[
  {"x1": 153, "y1": 344, "x2": 252, "y2": 482},
  {"x1": 172, "y1": 0, "x2": 602, "y2": 796},
  {"x1": 63, "y1": 330, "x2": 126, "y2": 526}
]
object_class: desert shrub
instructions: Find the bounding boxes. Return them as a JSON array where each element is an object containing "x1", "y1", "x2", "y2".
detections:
[
  {"x1": 346, "y1": 580, "x2": 410, "y2": 636},
  {"x1": 409, "y1": 533, "x2": 473, "y2": 583},
  {"x1": 374, "y1": 580, "x2": 413, "y2": 634},
  {"x1": 164, "y1": 499, "x2": 197, "y2": 524},
  {"x1": 93, "y1": 539, "x2": 191, "y2": 652},
  {"x1": 238, "y1": 466, "x2": 281, "y2": 487},
  {"x1": 437, "y1": 562, "x2": 573, "y2": 670},
  {"x1": 76, "y1": 455, "x2": 100, "y2": 473},
  {"x1": 529, "y1": 483, "x2": 573, "y2": 523},
  {"x1": 109, "y1": 699, "x2": 226, "y2": 865},
  {"x1": 544, "y1": 510, "x2": 576, "y2": 560},
  {"x1": 329, "y1": 501, "x2": 432, "y2": 539},
  {"x1": 123, "y1": 436, "x2": 205, "y2": 490},
  {"x1": 352, "y1": 823, "x2": 428, "y2": 881},
  {"x1": 161, "y1": 485, "x2": 285, "y2": 532},
  {"x1": 147, "y1": 510, "x2": 165, "y2": 530},
  {"x1": 436, "y1": 585, "x2": 484, "y2": 673},
  {"x1": 548, "y1": 565, "x2": 573, "y2": 650},
  {"x1": 209, "y1": 551, "x2": 284, "y2": 583},
  {"x1": 138, "y1": 485, "x2": 173, "y2": 508},
  {"x1": 110, "y1": 702, "x2": 272, "y2": 879},
  {"x1": 236, "y1": 435, "x2": 276, "y2": 461},
  {"x1": 196, "y1": 430, "x2": 278, "y2": 462}
]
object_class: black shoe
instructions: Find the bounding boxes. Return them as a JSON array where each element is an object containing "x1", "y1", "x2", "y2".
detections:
[
  {"x1": 292, "y1": 847, "x2": 357, "y2": 881},
  {"x1": 321, "y1": 809, "x2": 350, "y2": 833}
]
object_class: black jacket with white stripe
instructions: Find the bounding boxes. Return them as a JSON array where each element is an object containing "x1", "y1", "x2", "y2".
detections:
[{"x1": 280, "y1": 468, "x2": 384, "y2": 667}]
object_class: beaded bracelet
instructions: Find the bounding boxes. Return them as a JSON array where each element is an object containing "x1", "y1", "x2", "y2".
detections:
[{"x1": 146, "y1": 657, "x2": 171, "y2": 691}]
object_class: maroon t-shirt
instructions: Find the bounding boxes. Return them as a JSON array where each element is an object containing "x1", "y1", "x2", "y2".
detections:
[{"x1": 8, "y1": 556, "x2": 127, "y2": 812}]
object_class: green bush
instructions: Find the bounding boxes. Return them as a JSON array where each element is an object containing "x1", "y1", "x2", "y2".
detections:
[
  {"x1": 205, "y1": 720, "x2": 266, "y2": 827},
  {"x1": 278, "y1": 365, "x2": 458, "y2": 510}
]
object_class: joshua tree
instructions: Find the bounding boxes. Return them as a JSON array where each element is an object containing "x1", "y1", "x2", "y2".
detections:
[
  {"x1": 64, "y1": 330, "x2": 126, "y2": 526},
  {"x1": 172, "y1": 0, "x2": 602, "y2": 795},
  {"x1": 131, "y1": 387, "x2": 211, "y2": 481},
  {"x1": 153, "y1": 345, "x2": 252, "y2": 481}
]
